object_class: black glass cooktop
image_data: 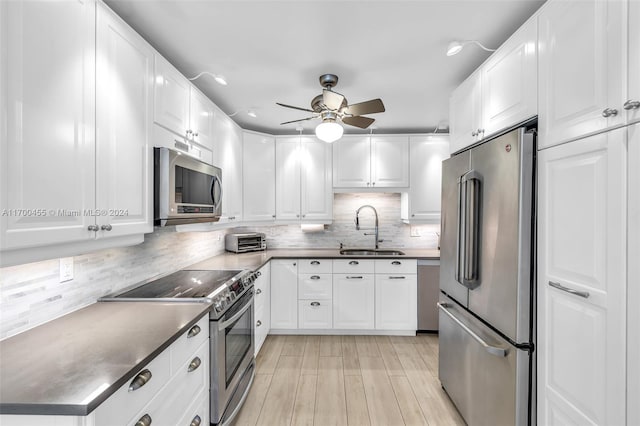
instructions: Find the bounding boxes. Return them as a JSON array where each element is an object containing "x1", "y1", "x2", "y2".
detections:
[{"x1": 115, "y1": 269, "x2": 243, "y2": 299}]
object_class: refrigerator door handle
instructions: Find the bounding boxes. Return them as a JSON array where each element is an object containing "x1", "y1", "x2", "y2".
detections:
[
  {"x1": 437, "y1": 302, "x2": 507, "y2": 357},
  {"x1": 461, "y1": 170, "x2": 482, "y2": 288},
  {"x1": 455, "y1": 177, "x2": 464, "y2": 284}
]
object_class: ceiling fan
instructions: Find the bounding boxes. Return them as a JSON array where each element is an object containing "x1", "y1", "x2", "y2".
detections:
[{"x1": 276, "y1": 74, "x2": 386, "y2": 142}]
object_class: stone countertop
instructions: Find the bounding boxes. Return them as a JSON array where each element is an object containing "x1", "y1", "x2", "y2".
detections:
[
  {"x1": 0, "y1": 301, "x2": 211, "y2": 416},
  {"x1": 187, "y1": 248, "x2": 440, "y2": 271}
]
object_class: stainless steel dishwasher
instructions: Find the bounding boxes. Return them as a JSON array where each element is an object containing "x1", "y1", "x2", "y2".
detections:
[{"x1": 417, "y1": 259, "x2": 440, "y2": 331}]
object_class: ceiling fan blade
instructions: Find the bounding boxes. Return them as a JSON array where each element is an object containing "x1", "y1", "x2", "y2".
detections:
[
  {"x1": 276, "y1": 102, "x2": 315, "y2": 113},
  {"x1": 342, "y1": 116, "x2": 375, "y2": 129},
  {"x1": 345, "y1": 99, "x2": 385, "y2": 116},
  {"x1": 323, "y1": 89, "x2": 345, "y2": 111},
  {"x1": 280, "y1": 116, "x2": 318, "y2": 125}
]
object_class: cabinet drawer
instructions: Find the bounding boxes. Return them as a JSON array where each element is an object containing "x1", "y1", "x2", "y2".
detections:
[
  {"x1": 176, "y1": 387, "x2": 209, "y2": 426},
  {"x1": 170, "y1": 315, "x2": 209, "y2": 374},
  {"x1": 375, "y1": 259, "x2": 417, "y2": 274},
  {"x1": 333, "y1": 259, "x2": 375, "y2": 274},
  {"x1": 93, "y1": 346, "x2": 172, "y2": 426},
  {"x1": 254, "y1": 283, "x2": 268, "y2": 312},
  {"x1": 298, "y1": 273, "x2": 332, "y2": 299},
  {"x1": 298, "y1": 300, "x2": 333, "y2": 329},
  {"x1": 130, "y1": 340, "x2": 209, "y2": 426},
  {"x1": 298, "y1": 258, "x2": 333, "y2": 274}
]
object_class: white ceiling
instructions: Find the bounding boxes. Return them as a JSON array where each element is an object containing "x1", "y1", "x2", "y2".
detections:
[{"x1": 105, "y1": 0, "x2": 545, "y2": 135}]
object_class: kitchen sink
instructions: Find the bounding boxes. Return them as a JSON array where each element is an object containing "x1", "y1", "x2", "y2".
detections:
[{"x1": 339, "y1": 249, "x2": 405, "y2": 256}]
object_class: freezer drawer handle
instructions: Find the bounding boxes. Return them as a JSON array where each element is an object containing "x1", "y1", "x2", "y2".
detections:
[
  {"x1": 548, "y1": 281, "x2": 590, "y2": 299},
  {"x1": 437, "y1": 302, "x2": 507, "y2": 358}
]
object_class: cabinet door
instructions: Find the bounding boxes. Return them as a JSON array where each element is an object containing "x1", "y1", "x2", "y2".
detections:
[
  {"x1": 96, "y1": 3, "x2": 153, "y2": 239},
  {"x1": 449, "y1": 71, "x2": 482, "y2": 154},
  {"x1": 298, "y1": 301, "x2": 332, "y2": 329},
  {"x1": 628, "y1": 0, "x2": 640, "y2": 125},
  {"x1": 189, "y1": 87, "x2": 215, "y2": 153},
  {"x1": 375, "y1": 275, "x2": 417, "y2": 330},
  {"x1": 538, "y1": 0, "x2": 625, "y2": 148},
  {"x1": 482, "y1": 17, "x2": 537, "y2": 137},
  {"x1": 216, "y1": 113, "x2": 243, "y2": 222},
  {"x1": 333, "y1": 274, "x2": 375, "y2": 329},
  {"x1": 1, "y1": 0, "x2": 96, "y2": 250},
  {"x1": 243, "y1": 132, "x2": 275, "y2": 221},
  {"x1": 332, "y1": 135, "x2": 370, "y2": 187},
  {"x1": 275, "y1": 137, "x2": 301, "y2": 221},
  {"x1": 537, "y1": 128, "x2": 626, "y2": 425},
  {"x1": 628, "y1": 123, "x2": 640, "y2": 426},
  {"x1": 301, "y1": 137, "x2": 333, "y2": 221},
  {"x1": 154, "y1": 55, "x2": 190, "y2": 136},
  {"x1": 270, "y1": 259, "x2": 298, "y2": 329},
  {"x1": 371, "y1": 136, "x2": 409, "y2": 188},
  {"x1": 405, "y1": 136, "x2": 449, "y2": 222}
]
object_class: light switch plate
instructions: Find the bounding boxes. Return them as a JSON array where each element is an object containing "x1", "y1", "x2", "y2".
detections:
[{"x1": 59, "y1": 257, "x2": 74, "y2": 283}]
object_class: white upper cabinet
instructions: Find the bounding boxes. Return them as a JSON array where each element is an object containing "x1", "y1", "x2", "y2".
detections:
[
  {"x1": 450, "y1": 71, "x2": 483, "y2": 153},
  {"x1": 482, "y1": 18, "x2": 537, "y2": 136},
  {"x1": 627, "y1": 0, "x2": 640, "y2": 125},
  {"x1": 401, "y1": 135, "x2": 450, "y2": 223},
  {"x1": 1, "y1": 0, "x2": 96, "y2": 250},
  {"x1": 276, "y1": 136, "x2": 333, "y2": 222},
  {"x1": 537, "y1": 128, "x2": 626, "y2": 426},
  {"x1": 188, "y1": 88, "x2": 215, "y2": 152},
  {"x1": 216, "y1": 112, "x2": 243, "y2": 222},
  {"x1": 154, "y1": 55, "x2": 190, "y2": 137},
  {"x1": 450, "y1": 17, "x2": 537, "y2": 154},
  {"x1": 333, "y1": 135, "x2": 409, "y2": 188},
  {"x1": 538, "y1": 0, "x2": 626, "y2": 148},
  {"x1": 95, "y1": 3, "x2": 153, "y2": 239},
  {"x1": 243, "y1": 132, "x2": 275, "y2": 221}
]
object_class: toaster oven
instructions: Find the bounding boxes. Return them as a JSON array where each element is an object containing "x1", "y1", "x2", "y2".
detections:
[{"x1": 225, "y1": 233, "x2": 266, "y2": 253}]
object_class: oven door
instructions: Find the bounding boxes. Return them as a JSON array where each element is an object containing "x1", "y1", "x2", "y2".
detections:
[{"x1": 211, "y1": 289, "x2": 255, "y2": 424}]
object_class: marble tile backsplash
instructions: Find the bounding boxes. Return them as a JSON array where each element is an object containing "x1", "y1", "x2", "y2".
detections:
[
  {"x1": 239, "y1": 193, "x2": 441, "y2": 250},
  {"x1": 0, "y1": 227, "x2": 228, "y2": 339}
]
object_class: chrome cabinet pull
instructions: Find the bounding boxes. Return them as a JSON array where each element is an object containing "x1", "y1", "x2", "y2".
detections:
[
  {"x1": 88, "y1": 224, "x2": 99, "y2": 232},
  {"x1": 548, "y1": 281, "x2": 590, "y2": 299},
  {"x1": 190, "y1": 415, "x2": 202, "y2": 426},
  {"x1": 471, "y1": 130, "x2": 477, "y2": 137},
  {"x1": 256, "y1": 288, "x2": 262, "y2": 295},
  {"x1": 346, "y1": 276, "x2": 363, "y2": 279},
  {"x1": 128, "y1": 369, "x2": 152, "y2": 392},
  {"x1": 391, "y1": 261, "x2": 401, "y2": 265},
  {"x1": 348, "y1": 260, "x2": 359, "y2": 265},
  {"x1": 624, "y1": 100, "x2": 640, "y2": 110},
  {"x1": 256, "y1": 271, "x2": 262, "y2": 276},
  {"x1": 602, "y1": 107, "x2": 618, "y2": 117},
  {"x1": 389, "y1": 276, "x2": 406, "y2": 279},
  {"x1": 256, "y1": 320, "x2": 262, "y2": 327},
  {"x1": 437, "y1": 302, "x2": 507, "y2": 357},
  {"x1": 187, "y1": 324, "x2": 201, "y2": 338},
  {"x1": 188, "y1": 357, "x2": 201, "y2": 372},
  {"x1": 310, "y1": 301, "x2": 321, "y2": 307},
  {"x1": 101, "y1": 224, "x2": 112, "y2": 231},
  {"x1": 310, "y1": 275, "x2": 321, "y2": 280},
  {"x1": 135, "y1": 414, "x2": 152, "y2": 426},
  {"x1": 311, "y1": 261, "x2": 321, "y2": 265}
]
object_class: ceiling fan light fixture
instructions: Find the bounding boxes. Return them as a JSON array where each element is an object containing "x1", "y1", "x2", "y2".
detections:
[{"x1": 315, "y1": 121, "x2": 343, "y2": 143}]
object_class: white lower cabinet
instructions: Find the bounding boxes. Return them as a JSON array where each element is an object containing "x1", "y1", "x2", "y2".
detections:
[
  {"x1": 298, "y1": 267, "x2": 332, "y2": 329},
  {"x1": 298, "y1": 300, "x2": 332, "y2": 329},
  {"x1": 537, "y1": 128, "x2": 626, "y2": 426},
  {"x1": 270, "y1": 259, "x2": 298, "y2": 329},
  {"x1": 375, "y1": 259, "x2": 417, "y2": 330},
  {"x1": 333, "y1": 273, "x2": 375, "y2": 329},
  {"x1": 254, "y1": 262, "x2": 271, "y2": 355}
]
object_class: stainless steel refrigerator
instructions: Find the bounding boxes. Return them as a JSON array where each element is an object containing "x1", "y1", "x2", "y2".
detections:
[{"x1": 439, "y1": 127, "x2": 535, "y2": 426}]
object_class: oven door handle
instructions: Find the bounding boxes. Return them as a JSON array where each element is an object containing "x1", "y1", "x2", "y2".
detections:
[{"x1": 218, "y1": 301, "x2": 252, "y2": 331}]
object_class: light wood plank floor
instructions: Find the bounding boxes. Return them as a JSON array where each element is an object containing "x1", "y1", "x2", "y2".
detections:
[{"x1": 233, "y1": 334, "x2": 465, "y2": 426}]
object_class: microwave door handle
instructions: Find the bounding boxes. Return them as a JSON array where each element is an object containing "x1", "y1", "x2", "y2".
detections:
[{"x1": 211, "y1": 175, "x2": 223, "y2": 211}]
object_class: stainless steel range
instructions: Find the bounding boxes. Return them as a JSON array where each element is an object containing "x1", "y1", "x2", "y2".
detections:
[{"x1": 101, "y1": 268, "x2": 259, "y2": 426}]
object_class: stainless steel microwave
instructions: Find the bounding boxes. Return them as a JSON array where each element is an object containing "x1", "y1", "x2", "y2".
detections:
[{"x1": 154, "y1": 147, "x2": 222, "y2": 226}]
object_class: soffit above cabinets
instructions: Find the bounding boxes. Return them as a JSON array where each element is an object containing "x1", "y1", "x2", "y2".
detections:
[{"x1": 104, "y1": 0, "x2": 545, "y2": 135}]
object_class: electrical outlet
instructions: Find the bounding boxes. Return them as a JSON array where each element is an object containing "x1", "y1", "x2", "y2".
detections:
[
  {"x1": 59, "y1": 257, "x2": 74, "y2": 283},
  {"x1": 410, "y1": 226, "x2": 421, "y2": 237}
]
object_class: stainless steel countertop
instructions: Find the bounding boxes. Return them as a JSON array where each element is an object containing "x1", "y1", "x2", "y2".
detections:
[
  {"x1": 0, "y1": 301, "x2": 211, "y2": 416},
  {"x1": 187, "y1": 248, "x2": 440, "y2": 271}
]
